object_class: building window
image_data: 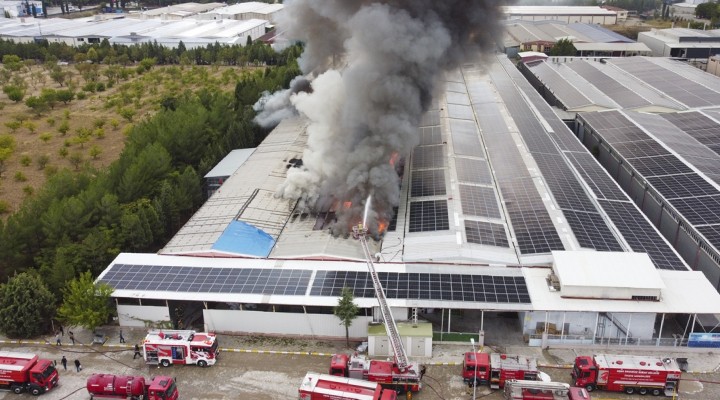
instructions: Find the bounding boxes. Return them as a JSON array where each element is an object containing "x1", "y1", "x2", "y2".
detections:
[{"x1": 631, "y1": 295, "x2": 658, "y2": 301}]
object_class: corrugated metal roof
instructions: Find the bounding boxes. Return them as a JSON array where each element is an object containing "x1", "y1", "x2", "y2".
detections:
[
  {"x1": 504, "y1": 5, "x2": 617, "y2": 16},
  {"x1": 205, "y1": 148, "x2": 255, "y2": 178}
]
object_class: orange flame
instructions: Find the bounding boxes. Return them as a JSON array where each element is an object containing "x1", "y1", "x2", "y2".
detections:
[
  {"x1": 389, "y1": 152, "x2": 400, "y2": 167},
  {"x1": 343, "y1": 201, "x2": 352, "y2": 209},
  {"x1": 378, "y1": 220, "x2": 389, "y2": 234}
]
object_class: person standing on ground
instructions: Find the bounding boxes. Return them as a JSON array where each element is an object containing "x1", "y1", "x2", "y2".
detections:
[
  {"x1": 133, "y1": 344, "x2": 142, "y2": 359},
  {"x1": 61, "y1": 356, "x2": 67, "y2": 371},
  {"x1": 68, "y1": 331, "x2": 75, "y2": 345},
  {"x1": 55, "y1": 333, "x2": 61, "y2": 346},
  {"x1": 74, "y1": 359, "x2": 81, "y2": 372},
  {"x1": 119, "y1": 330, "x2": 125, "y2": 343}
]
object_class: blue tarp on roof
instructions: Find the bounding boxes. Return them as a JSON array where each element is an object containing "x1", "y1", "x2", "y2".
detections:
[{"x1": 212, "y1": 220, "x2": 275, "y2": 257}]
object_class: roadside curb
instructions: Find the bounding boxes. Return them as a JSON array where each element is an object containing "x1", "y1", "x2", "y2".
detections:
[{"x1": 220, "y1": 348, "x2": 333, "y2": 356}]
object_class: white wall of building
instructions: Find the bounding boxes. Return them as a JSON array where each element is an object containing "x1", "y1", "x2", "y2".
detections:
[
  {"x1": 118, "y1": 305, "x2": 171, "y2": 328},
  {"x1": 368, "y1": 335, "x2": 432, "y2": 358},
  {"x1": 203, "y1": 309, "x2": 372, "y2": 338}
]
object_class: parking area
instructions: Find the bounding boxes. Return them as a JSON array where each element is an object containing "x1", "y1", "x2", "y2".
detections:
[{"x1": 1, "y1": 329, "x2": 720, "y2": 399}]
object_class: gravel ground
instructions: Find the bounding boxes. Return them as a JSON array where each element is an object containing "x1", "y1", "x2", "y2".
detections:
[{"x1": 1, "y1": 327, "x2": 720, "y2": 399}]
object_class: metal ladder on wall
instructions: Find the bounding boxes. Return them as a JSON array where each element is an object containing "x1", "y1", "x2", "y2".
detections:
[{"x1": 353, "y1": 224, "x2": 410, "y2": 371}]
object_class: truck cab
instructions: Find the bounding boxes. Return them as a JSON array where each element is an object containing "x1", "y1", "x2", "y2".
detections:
[
  {"x1": 571, "y1": 356, "x2": 596, "y2": 391},
  {"x1": 147, "y1": 376, "x2": 179, "y2": 400},
  {"x1": 462, "y1": 352, "x2": 490, "y2": 386}
]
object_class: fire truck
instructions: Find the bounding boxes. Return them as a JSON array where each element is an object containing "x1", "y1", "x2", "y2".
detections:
[
  {"x1": 504, "y1": 380, "x2": 591, "y2": 400},
  {"x1": 572, "y1": 354, "x2": 681, "y2": 396},
  {"x1": 462, "y1": 352, "x2": 538, "y2": 389},
  {"x1": 329, "y1": 221, "x2": 424, "y2": 395},
  {"x1": 86, "y1": 374, "x2": 179, "y2": 400},
  {"x1": 0, "y1": 351, "x2": 59, "y2": 395},
  {"x1": 299, "y1": 373, "x2": 397, "y2": 400},
  {"x1": 142, "y1": 329, "x2": 219, "y2": 367}
]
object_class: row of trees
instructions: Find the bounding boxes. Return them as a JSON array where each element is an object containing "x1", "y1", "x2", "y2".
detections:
[
  {"x1": 0, "y1": 40, "x2": 302, "y2": 337},
  {"x1": 0, "y1": 38, "x2": 301, "y2": 67}
]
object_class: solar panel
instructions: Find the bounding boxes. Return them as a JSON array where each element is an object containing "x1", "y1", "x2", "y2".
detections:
[
  {"x1": 647, "y1": 173, "x2": 719, "y2": 199},
  {"x1": 668, "y1": 196, "x2": 720, "y2": 226},
  {"x1": 534, "y1": 154, "x2": 598, "y2": 213},
  {"x1": 100, "y1": 265, "x2": 312, "y2": 295},
  {"x1": 459, "y1": 185, "x2": 501, "y2": 218},
  {"x1": 566, "y1": 60, "x2": 650, "y2": 109},
  {"x1": 624, "y1": 155, "x2": 693, "y2": 177},
  {"x1": 564, "y1": 152, "x2": 629, "y2": 201},
  {"x1": 411, "y1": 169, "x2": 447, "y2": 197},
  {"x1": 450, "y1": 119, "x2": 484, "y2": 157},
  {"x1": 526, "y1": 61, "x2": 593, "y2": 109},
  {"x1": 455, "y1": 157, "x2": 492, "y2": 185},
  {"x1": 419, "y1": 110, "x2": 440, "y2": 127},
  {"x1": 663, "y1": 112, "x2": 720, "y2": 158},
  {"x1": 310, "y1": 271, "x2": 530, "y2": 303},
  {"x1": 412, "y1": 145, "x2": 445, "y2": 170},
  {"x1": 696, "y1": 224, "x2": 720, "y2": 250},
  {"x1": 447, "y1": 91, "x2": 471, "y2": 105},
  {"x1": 614, "y1": 140, "x2": 671, "y2": 159},
  {"x1": 501, "y1": 178, "x2": 565, "y2": 254},
  {"x1": 408, "y1": 200, "x2": 450, "y2": 232},
  {"x1": 448, "y1": 104, "x2": 474, "y2": 120},
  {"x1": 598, "y1": 200, "x2": 688, "y2": 270},
  {"x1": 419, "y1": 126, "x2": 443, "y2": 145},
  {"x1": 464, "y1": 220, "x2": 509, "y2": 247},
  {"x1": 562, "y1": 210, "x2": 623, "y2": 251},
  {"x1": 446, "y1": 81, "x2": 467, "y2": 93}
]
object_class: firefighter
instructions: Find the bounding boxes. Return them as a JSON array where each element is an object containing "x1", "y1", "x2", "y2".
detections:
[
  {"x1": 133, "y1": 344, "x2": 142, "y2": 359},
  {"x1": 61, "y1": 356, "x2": 67, "y2": 371}
]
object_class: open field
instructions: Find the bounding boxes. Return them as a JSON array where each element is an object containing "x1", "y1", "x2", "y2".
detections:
[{"x1": 0, "y1": 62, "x2": 244, "y2": 214}]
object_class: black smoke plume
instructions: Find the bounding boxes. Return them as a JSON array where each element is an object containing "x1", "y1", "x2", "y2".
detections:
[{"x1": 267, "y1": 0, "x2": 507, "y2": 235}]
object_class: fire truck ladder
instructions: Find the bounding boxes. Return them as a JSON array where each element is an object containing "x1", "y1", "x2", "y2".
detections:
[{"x1": 353, "y1": 223, "x2": 410, "y2": 371}]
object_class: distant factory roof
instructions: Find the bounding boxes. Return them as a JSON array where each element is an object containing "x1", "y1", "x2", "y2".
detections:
[
  {"x1": 504, "y1": 20, "x2": 632, "y2": 45},
  {"x1": 141, "y1": 2, "x2": 224, "y2": 17},
  {"x1": 572, "y1": 42, "x2": 651, "y2": 53},
  {"x1": 504, "y1": 6, "x2": 617, "y2": 16},
  {"x1": 204, "y1": 148, "x2": 256, "y2": 179},
  {"x1": 199, "y1": 2, "x2": 283, "y2": 19}
]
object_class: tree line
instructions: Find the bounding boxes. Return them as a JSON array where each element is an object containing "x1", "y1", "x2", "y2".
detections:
[{"x1": 0, "y1": 40, "x2": 302, "y2": 337}]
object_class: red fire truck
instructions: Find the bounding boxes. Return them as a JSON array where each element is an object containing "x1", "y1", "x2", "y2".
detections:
[
  {"x1": 504, "y1": 380, "x2": 591, "y2": 400},
  {"x1": 572, "y1": 354, "x2": 681, "y2": 396},
  {"x1": 0, "y1": 351, "x2": 59, "y2": 395},
  {"x1": 299, "y1": 373, "x2": 397, "y2": 400},
  {"x1": 329, "y1": 353, "x2": 423, "y2": 394},
  {"x1": 462, "y1": 352, "x2": 538, "y2": 389},
  {"x1": 86, "y1": 374, "x2": 178, "y2": 400},
  {"x1": 142, "y1": 329, "x2": 219, "y2": 367}
]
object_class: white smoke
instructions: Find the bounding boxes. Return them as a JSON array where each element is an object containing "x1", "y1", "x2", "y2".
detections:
[
  {"x1": 272, "y1": 0, "x2": 507, "y2": 235},
  {"x1": 253, "y1": 76, "x2": 311, "y2": 128}
]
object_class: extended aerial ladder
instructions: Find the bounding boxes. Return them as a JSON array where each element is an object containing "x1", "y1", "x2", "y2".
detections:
[{"x1": 352, "y1": 222, "x2": 410, "y2": 372}]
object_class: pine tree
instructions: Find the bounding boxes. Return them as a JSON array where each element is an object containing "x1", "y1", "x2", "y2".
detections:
[
  {"x1": 334, "y1": 287, "x2": 359, "y2": 348},
  {"x1": 0, "y1": 272, "x2": 56, "y2": 338}
]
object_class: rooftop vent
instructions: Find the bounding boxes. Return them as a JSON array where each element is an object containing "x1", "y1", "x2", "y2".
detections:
[{"x1": 547, "y1": 272, "x2": 560, "y2": 291}]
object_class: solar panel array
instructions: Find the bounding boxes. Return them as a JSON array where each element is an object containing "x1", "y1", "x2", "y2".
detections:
[
  {"x1": 445, "y1": 72, "x2": 510, "y2": 248},
  {"x1": 566, "y1": 60, "x2": 650, "y2": 109},
  {"x1": 100, "y1": 264, "x2": 312, "y2": 295},
  {"x1": 102, "y1": 263, "x2": 532, "y2": 304},
  {"x1": 610, "y1": 58, "x2": 720, "y2": 108},
  {"x1": 408, "y1": 107, "x2": 450, "y2": 234},
  {"x1": 525, "y1": 61, "x2": 593, "y2": 110},
  {"x1": 490, "y1": 61, "x2": 627, "y2": 253},
  {"x1": 310, "y1": 271, "x2": 531, "y2": 303}
]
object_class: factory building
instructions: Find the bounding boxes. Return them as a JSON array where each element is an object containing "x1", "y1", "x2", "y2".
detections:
[
  {"x1": 638, "y1": 28, "x2": 720, "y2": 60},
  {"x1": 503, "y1": 20, "x2": 651, "y2": 57},
  {"x1": 503, "y1": 6, "x2": 618, "y2": 25},
  {"x1": 520, "y1": 56, "x2": 720, "y2": 298},
  {"x1": 97, "y1": 54, "x2": 720, "y2": 348},
  {"x1": 0, "y1": 15, "x2": 269, "y2": 48}
]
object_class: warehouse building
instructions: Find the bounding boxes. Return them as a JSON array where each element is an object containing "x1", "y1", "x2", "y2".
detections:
[
  {"x1": 520, "y1": 56, "x2": 720, "y2": 295},
  {"x1": 195, "y1": 2, "x2": 284, "y2": 22},
  {"x1": 503, "y1": 6, "x2": 618, "y2": 25},
  {"x1": 638, "y1": 28, "x2": 720, "y2": 59},
  {"x1": 97, "y1": 54, "x2": 720, "y2": 348},
  {"x1": 503, "y1": 20, "x2": 651, "y2": 57},
  {"x1": 0, "y1": 15, "x2": 268, "y2": 48}
]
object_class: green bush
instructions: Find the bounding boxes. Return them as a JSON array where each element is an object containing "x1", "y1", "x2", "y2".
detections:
[
  {"x1": 0, "y1": 200, "x2": 10, "y2": 214},
  {"x1": 19, "y1": 155, "x2": 31, "y2": 166},
  {"x1": 14, "y1": 171, "x2": 27, "y2": 182}
]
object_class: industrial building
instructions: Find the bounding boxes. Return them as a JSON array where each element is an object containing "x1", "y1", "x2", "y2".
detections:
[
  {"x1": 503, "y1": 20, "x2": 651, "y2": 57},
  {"x1": 195, "y1": 2, "x2": 284, "y2": 22},
  {"x1": 97, "y1": 54, "x2": 720, "y2": 349},
  {"x1": 503, "y1": 6, "x2": 618, "y2": 25},
  {"x1": 638, "y1": 28, "x2": 720, "y2": 59},
  {"x1": 520, "y1": 56, "x2": 720, "y2": 298},
  {"x1": 0, "y1": 15, "x2": 269, "y2": 48}
]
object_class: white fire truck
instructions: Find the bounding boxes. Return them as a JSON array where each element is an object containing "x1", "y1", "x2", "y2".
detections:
[{"x1": 142, "y1": 330, "x2": 219, "y2": 367}]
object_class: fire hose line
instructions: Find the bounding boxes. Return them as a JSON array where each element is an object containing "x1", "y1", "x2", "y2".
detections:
[
  {"x1": 43, "y1": 340, "x2": 144, "y2": 371},
  {"x1": 680, "y1": 378, "x2": 720, "y2": 385}
]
